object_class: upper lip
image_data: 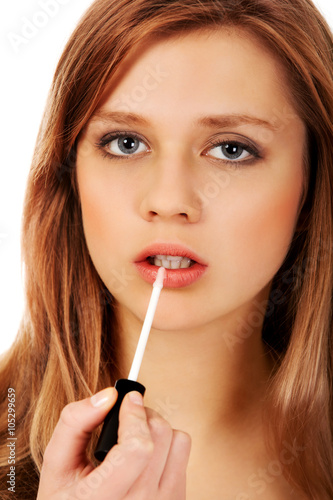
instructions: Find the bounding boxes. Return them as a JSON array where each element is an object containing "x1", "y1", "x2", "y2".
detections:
[{"x1": 134, "y1": 242, "x2": 208, "y2": 266}]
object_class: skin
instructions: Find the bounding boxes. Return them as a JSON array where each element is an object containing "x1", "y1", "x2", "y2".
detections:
[{"x1": 38, "y1": 29, "x2": 307, "y2": 499}]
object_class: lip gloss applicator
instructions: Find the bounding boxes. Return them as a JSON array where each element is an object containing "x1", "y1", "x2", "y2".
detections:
[{"x1": 94, "y1": 266, "x2": 166, "y2": 462}]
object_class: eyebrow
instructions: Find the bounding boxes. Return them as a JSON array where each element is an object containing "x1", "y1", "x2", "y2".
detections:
[
  {"x1": 90, "y1": 110, "x2": 278, "y2": 131},
  {"x1": 91, "y1": 110, "x2": 150, "y2": 126}
]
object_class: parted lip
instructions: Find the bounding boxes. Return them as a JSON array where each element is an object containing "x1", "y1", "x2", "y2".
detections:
[{"x1": 134, "y1": 242, "x2": 208, "y2": 266}]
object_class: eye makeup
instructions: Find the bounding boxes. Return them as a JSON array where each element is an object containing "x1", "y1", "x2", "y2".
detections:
[
  {"x1": 96, "y1": 130, "x2": 149, "y2": 160},
  {"x1": 95, "y1": 129, "x2": 263, "y2": 167}
]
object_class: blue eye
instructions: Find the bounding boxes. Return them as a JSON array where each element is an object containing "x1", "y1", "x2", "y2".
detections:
[
  {"x1": 99, "y1": 133, "x2": 148, "y2": 158},
  {"x1": 208, "y1": 142, "x2": 253, "y2": 161}
]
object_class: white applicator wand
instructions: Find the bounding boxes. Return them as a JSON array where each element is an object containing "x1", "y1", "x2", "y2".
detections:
[
  {"x1": 94, "y1": 267, "x2": 166, "y2": 462},
  {"x1": 128, "y1": 266, "x2": 166, "y2": 381}
]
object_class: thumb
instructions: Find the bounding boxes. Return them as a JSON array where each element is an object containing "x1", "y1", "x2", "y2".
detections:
[{"x1": 42, "y1": 388, "x2": 118, "y2": 479}]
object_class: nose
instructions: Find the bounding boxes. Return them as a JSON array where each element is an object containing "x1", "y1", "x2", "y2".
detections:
[{"x1": 138, "y1": 153, "x2": 202, "y2": 224}]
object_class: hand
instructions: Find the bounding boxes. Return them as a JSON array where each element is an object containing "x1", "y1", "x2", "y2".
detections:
[{"x1": 37, "y1": 388, "x2": 191, "y2": 499}]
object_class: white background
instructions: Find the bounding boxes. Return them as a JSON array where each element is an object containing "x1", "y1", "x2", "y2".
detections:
[{"x1": 1, "y1": 0, "x2": 333, "y2": 355}]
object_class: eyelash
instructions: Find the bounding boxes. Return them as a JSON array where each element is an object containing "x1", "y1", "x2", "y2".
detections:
[
  {"x1": 97, "y1": 132, "x2": 146, "y2": 160},
  {"x1": 205, "y1": 138, "x2": 261, "y2": 165},
  {"x1": 96, "y1": 131, "x2": 262, "y2": 166}
]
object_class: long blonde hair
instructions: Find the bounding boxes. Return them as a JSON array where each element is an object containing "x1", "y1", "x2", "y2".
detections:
[{"x1": 1, "y1": 0, "x2": 332, "y2": 498}]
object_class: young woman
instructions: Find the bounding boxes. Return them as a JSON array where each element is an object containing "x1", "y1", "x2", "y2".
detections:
[{"x1": 0, "y1": 0, "x2": 332, "y2": 498}]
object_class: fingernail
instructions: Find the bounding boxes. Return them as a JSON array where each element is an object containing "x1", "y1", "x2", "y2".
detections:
[
  {"x1": 128, "y1": 391, "x2": 144, "y2": 406},
  {"x1": 91, "y1": 388, "x2": 113, "y2": 408}
]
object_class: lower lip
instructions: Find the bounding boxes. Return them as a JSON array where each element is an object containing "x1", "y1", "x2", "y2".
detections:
[{"x1": 134, "y1": 260, "x2": 207, "y2": 288}]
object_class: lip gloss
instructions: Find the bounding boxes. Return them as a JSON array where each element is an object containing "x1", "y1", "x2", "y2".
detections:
[{"x1": 94, "y1": 266, "x2": 166, "y2": 462}]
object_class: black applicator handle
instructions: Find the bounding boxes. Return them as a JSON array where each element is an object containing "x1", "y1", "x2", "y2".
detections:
[{"x1": 94, "y1": 378, "x2": 146, "y2": 462}]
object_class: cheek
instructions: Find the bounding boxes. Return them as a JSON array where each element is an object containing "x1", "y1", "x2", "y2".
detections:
[
  {"x1": 76, "y1": 161, "x2": 133, "y2": 266},
  {"x1": 224, "y1": 168, "x2": 303, "y2": 288}
]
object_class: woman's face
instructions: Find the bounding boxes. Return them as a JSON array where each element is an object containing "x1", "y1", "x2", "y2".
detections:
[{"x1": 76, "y1": 29, "x2": 306, "y2": 332}]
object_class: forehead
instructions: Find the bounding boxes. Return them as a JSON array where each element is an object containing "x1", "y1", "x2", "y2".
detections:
[{"x1": 95, "y1": 27, "x2": 295, "y2": 121}]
